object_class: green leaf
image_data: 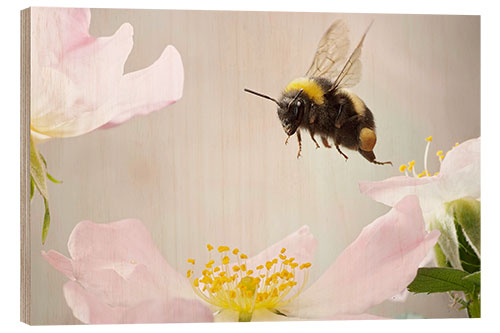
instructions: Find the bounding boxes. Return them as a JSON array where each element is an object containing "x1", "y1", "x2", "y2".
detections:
[
  {"x1": 408, "y1": 267, "x2": 476, "y2": 294},
  {"x1": 30, "y1": 176, "x2": 35, "y2": 201},
  {"x1": 30, "y1": 138, "x2": 49, "y2": 199},
  {"x1": 31, "y1": 138, "x2": 52, "y2": 243},
  {"x1": 41, "y1": 197, "x2": 50, "y2": 244},
  {"x1": 463, "y1": 271, "x2": 480, "y2": 287},
  {"x1": 46, "y1": 172, "x2": 63, "y2": 184},
  {"x1": 447, "y1": 198, "x2": 480, "y2": 256}
]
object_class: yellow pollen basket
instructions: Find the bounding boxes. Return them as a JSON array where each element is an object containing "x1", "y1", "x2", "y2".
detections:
[
  {"x1": 399, "y1": 137, "x2": 460, "y2": 178},
  {"x1": 187, "y1": 245, "x2": 312, "y2": 321},
  {"x1": 284, "y1": 77, "x2": 325, "y2": 105}
]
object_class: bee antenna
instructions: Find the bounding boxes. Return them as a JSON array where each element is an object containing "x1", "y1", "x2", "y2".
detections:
[{"x1": 244, "y1": 88, "x2": 281, "y2": 106}]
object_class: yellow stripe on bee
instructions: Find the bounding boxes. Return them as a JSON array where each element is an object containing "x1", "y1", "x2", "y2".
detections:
[{"x1": 284, "y1": 77, "x2": 325, "y2": 105}]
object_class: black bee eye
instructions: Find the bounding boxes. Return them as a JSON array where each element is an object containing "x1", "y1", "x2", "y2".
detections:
[{"x1": 292, "y1": 101, "x2": 303, "y2": 117}]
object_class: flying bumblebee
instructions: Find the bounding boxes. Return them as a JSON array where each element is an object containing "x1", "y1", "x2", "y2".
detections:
[{"x1": 244, "y1": 20, "x2": 392, "y2": 165}]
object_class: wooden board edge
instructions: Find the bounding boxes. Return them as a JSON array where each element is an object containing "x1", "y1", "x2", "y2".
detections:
[{"x1": 20, "y1": 7, "x2": 31, "y2": 325}]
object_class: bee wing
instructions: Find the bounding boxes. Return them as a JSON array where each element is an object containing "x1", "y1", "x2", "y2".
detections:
[
  {"x1": 330, "y1": 21, "x2": 373, "y2": 92},
  {"x1": 305, "y1": 20, "x2": 351, "y2": 79}
]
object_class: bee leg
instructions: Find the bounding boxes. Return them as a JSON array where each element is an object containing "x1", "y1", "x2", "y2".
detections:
[
  {"x1": 285, "y1": 135, "x2": 291, "y2": 145},
  {"x1": 309, "y1": 129, "x2": 320, "y2": 149},
  {"x1": 335, "y1": 144, "x2": 349, "y2": 161},
  {"x1": 321, "y1": 136, "x2": 332, "y2": 148},
  {"x1": 296, "y1": 130, "x2": 302, "y2": 159},
  {"x1": 358, "y1": 149, "x2": 392, "y2": 166}
]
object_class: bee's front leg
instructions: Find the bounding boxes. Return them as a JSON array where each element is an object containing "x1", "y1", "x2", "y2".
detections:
[{"x1": 296, "y1": 130, "x2": 302, "y2": 159}]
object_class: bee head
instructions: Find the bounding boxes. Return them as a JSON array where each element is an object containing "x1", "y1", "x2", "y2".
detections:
[
  {"x1": 243, "y1": 88, "x2": 306, "y2": 136},
  {"x1": 277, "y1": 89, "x2": 306, "y2": 136}
]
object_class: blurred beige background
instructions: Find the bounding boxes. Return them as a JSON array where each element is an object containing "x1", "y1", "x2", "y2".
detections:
[{"x1": 30, "y1": 9, "x2": 480, "y2": 324}]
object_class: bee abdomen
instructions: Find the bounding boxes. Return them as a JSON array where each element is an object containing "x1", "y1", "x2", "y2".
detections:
[{"x1": 359, "y1": 127, "x2": 377, "y2": 151}]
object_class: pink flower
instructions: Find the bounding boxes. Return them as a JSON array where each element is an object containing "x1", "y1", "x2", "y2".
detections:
[
  {"x1": 359, "y1": 138, "x2": 480, "y2": 219},
  {"x1": 42, "y1": 219, "x2": 213, "y2": 324},
  {"x1": 359, "y1": 137, "x2": 480, "y2": 269},
  {"x1": 30, "y1": 8, "x2": 184, "y2": 143},
  {"x1": 43, "y1": 195, "x2": 438, "y2": 323}
]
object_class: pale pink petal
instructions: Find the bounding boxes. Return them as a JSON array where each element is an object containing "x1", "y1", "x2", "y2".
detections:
[
  {"x1": 31, "y1": 8, "x2": 184, "y2": 142},
  {"x1": 245, "y1": 225, "x2": 317, "y2": 297},
  {"x1": 63, "y1": 281, "x2": 122, "y2": 324},
  {"x1": 32, "y1": 8, "x2": 92, "y2": 67},
  {"x1": 100, "y1": 45, "x2": 184, "y2": 128},
  {"x1": 66, "y1": 219, "x2": 192, "y2": 301},
  {"x1": 359, "y1": 137, "x2": 480, "y2": 216},
  {"x1": 41, "y1": 250, "x2": 75, "y2": 280},
  {"x1": 284, "y1": 195, "x2": 439, "y2": 319},
  {"x1": 31, "y1": 23, "x2": 135, "y2": 138},
  {"x1": 358, "y1": 176, "x2": 443, "y2": 215},
  {"x1": 245, "y1": 225, "x2": 317, "y2": 269},
  {"x1": 63, "y1": 282, "x2": 213, "y2": 324},
  {"x1": 437, "y1": 137, "x2": 480, "y2": 203},
  {"x1": 440, "y1": 137, "x2": 480, "y2": 176}
]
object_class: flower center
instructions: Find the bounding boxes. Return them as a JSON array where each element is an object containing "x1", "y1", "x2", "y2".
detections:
[
  {"x1": 399, "y1": 136, "x2": 459, "y2": 178},
  {"x1": 186, "y1": 245, "x2": 311, "y2": 321}
]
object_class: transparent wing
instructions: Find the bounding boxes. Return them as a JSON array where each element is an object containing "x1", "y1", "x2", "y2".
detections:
[
  {"x1": 330, "y1": 21, "x2": 373, "y2": 92},
  {"x1": 305, "y1": 20, "x2": 351, "y2": 79}
]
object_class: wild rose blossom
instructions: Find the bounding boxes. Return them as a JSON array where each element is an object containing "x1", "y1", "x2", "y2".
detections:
[
  {"x1": 31, "y1": 7, "x2": 184, "y2": 143},
  {"x1": 359, "y1": 137, "x2": 480, "y2": 269},
  {"x1": 43, "y1": 195, "x2": 438, "y2": 323}
]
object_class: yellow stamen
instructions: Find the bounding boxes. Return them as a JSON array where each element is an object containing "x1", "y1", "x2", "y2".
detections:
[
  {"x1": 426, "y1": 136, "x2": 433, "y2": 142},
  {"x1": 207, "y1": 244, "x2": 214, "y2": 251},
  {"x1": 187, "y1": 259, "x2": 195, "y2": 265},
  {"x1": 218, "y1": 246, "x2": 230, "y2": 253},
  {"x1": 399, "y1": 164, "x2": 407, "y2": 173},
  {"x1": 188, "y1": 244, "x2": 312, "y2": 318}
]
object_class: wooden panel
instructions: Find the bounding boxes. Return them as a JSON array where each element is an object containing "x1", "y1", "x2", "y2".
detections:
[{"x1": 24, "y1": 9, "x2": 480, "y2": 324}]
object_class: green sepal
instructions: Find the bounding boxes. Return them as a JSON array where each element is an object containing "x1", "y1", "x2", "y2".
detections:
[
  {"x1": 269, "y1": 308, "x2": 288, "y2": 317},
  {"x1": 408, "y1": 267, "x2": 476, "y2": 294},
  {"x1": 30, "y1": 137, "x2": 49, "y2": 199},
  {"x1": 30, "y1": 138, "x2": 52, "y2": 244},
  {"x1": 30, "y1": 176, "x2": 35, "y2": 201},
  {"x1": 46, "y1": 172, "x2": 63, "y2": 184},
  {"x1": 446, "y1": 198, "x2": 480, "y2": 257},
  {"x1": 455, "y1": 221, "x2": 480, "y2": 273},
  {"x1": 42, "y1": 197, "x2": 50, "y2": 244},
  {"x1": 434, "y1": 243, "x2": 451, "y2": 268},
  {"x1": 462, "y1": 271, "x2": 480, "y2": 287}
]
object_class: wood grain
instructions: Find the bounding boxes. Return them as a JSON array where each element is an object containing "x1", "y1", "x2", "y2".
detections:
[
  {"x1": 20, "y1": 7, "x2": 31, "y2": 325},
  {"x1": 23, "y1": 8, "x2": 480, "y2": 324}
]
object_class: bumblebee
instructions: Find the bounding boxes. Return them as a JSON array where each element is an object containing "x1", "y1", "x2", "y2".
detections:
[{"x1": 244, "y1": 20, "x2": 392, "y2": 165}]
